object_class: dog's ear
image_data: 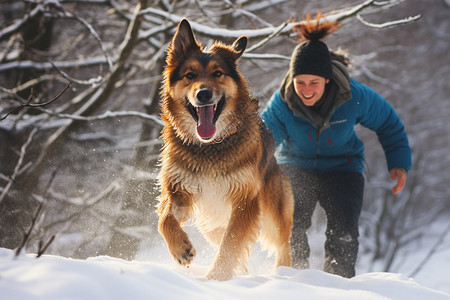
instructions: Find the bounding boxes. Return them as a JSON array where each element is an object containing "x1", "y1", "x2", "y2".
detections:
[
  {"x1": 232, "y1": 36, "x2": 247, "y2": 59},
  {"x1": 168, "y1": 19, "x2": 201, "y2": 64}
]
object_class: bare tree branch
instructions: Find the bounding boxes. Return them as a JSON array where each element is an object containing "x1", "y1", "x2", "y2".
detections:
[
  {"x1": 50, "y1": 1, "x2": 113, "y2": 69},
  {"x1": 243, "y1": 53, "x2": 290, "y2": 60},
  {"x1": 15, "y1": 201, "x2": 43, "y2": 257},
  {"x1": 360, "y1": 65, "x2": 402, "y2": 90},
  {"x1": 0, "y1": 82, "x2": 71, "y2": 121},
  {"x1": 14, "y1": 169, "x2": 58, "y2": 257},
  {"x1": 246, "y1": 21, "x2": 289, "y2": 53},
  {"x1": 356, "y1": 13, "x2": 422, "y2": 29},
  {"x1": 24, "y1": 0, "x2": 148, "y2": 183},
  {"x1": 140, "y1": 0, "x2": 421, "y2": 42},
  {"x1": 223, "y1": 0, "x2": 275, "y2": 28},
  {"x1": 2, "y1": 74, "x2": 68, "y2": 94},
  {"x1": 45, "y1": 59, "x2": 103, "y2": 86},
  {"x1": 0, "y1": 127, "x2": 37, "y2": 205},
  {"x1": 321, "y1": 0, "x2": 377, "y2": 23},
  {"x1": 409, "y1": 222, "x2": 450, "y2": 277},
  {"x1": 140, "y1": 8, "x2": 292, "y2": 39},
  {"x1": 0, "y1": 33, "x2": 17, "y2": 63},
  {"x1": 0, "y1": 56, "x2": 111, "y2": 72},
  {"x1": 38, "y1": 108, "x2": 163, "y2": 126},
  {"x1": 36, "y1": 235, "x2": 56, "y2": 258},
  {"x1": 0, "y1": 3, "x2": 43, "y2": 40}
]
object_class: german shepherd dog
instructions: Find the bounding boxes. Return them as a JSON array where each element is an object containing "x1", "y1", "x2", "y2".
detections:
[{"x1": 157, "y1": 19, "x2": 294, "y2": 281}]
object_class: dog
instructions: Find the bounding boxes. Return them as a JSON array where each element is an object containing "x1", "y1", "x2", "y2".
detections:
[{"x1": 156, "y1": 19, "x2": 294, "y2": 281}]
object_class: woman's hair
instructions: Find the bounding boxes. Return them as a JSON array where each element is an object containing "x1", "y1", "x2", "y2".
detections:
[
  {"x1": 331, "y1": 48, "x2": 351, "y2": 68},
  {"x1": 293, "y1": 13, "x2": 339, "y2": 42}
]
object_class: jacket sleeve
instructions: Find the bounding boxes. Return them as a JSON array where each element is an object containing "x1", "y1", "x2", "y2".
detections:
[
  {"x1": 261, "y1": 90, "x2": 289, "y2": 148},
  {"x1": 354, "y1": 79, "x2": 412, "y2": 172}
]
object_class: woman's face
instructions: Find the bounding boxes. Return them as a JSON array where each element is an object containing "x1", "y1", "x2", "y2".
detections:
[{"x1": 293, "y1": 74, "x2": 329, "y2": 106}]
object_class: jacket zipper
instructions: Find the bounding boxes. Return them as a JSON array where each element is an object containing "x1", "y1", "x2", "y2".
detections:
[
  {"x1": 315, "y1": 130, "x2": 320, "y2": 169},
  {"x1": 313, "y1": 124, "x2": 333, "y2": 169}
]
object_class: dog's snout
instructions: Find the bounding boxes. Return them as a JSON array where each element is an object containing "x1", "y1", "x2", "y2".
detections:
[{"x1": 196, "y1": 89, "x2": 213, "y2": 104}]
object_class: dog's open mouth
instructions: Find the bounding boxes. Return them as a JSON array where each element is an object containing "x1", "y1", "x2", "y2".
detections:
[{"x1": 187, "y1": 95, "x2": 225, "y2": 140}]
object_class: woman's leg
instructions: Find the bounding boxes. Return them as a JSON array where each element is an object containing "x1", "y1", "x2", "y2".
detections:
[
  {"x1": 319, "y1": 171, "x2": 364, "y2": 278},
  {"x1": 279, "y1": 164, "x2": 319, "y2": 269}
]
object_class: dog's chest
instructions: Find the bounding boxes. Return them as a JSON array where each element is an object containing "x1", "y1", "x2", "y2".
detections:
[
  {"x1": 190, "y1": 178, "x2": 232, "y2": 231},
  {"x1": 171, "y1": 163, "x2": 260, "y2": 231}
]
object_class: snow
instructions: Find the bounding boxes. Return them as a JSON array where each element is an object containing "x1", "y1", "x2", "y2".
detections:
[{"x1": 1, "y1": 247, "x2": 449, "y2": 300}]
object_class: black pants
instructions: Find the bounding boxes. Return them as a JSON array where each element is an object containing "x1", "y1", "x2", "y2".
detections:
[{"x1": 280, "y1": 164, "x2": 364, "y2": 278}]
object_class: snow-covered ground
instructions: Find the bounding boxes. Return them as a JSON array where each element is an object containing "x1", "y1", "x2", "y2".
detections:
[
  {"x1": 1, "y1": 218, "x2": 449, "y2": 300},
  {"x1": 1, "y1": 246, "x2": 449, "y2": 300}
]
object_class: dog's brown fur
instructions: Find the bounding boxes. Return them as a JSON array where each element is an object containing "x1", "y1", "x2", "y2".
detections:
[{"x1": 157, "y1": 19, "x2": 294, "y2": 281}]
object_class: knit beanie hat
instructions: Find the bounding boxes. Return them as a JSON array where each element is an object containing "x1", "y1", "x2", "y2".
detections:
[
  {"x1": 290, "y1": 40, "x2": 332, "y2": 79},
  {"x1": 289, "y1": 13, "x2": 339, "y2": 79}
]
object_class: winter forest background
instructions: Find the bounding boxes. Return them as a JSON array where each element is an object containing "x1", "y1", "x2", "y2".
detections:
[{"x1": 0, "y1": 0, "x2": 449, "y2": 280}]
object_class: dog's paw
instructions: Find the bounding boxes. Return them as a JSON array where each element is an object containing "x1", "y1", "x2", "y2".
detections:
[{"x1": 170, "y1": 239, "x2": 196, "y2": 266}]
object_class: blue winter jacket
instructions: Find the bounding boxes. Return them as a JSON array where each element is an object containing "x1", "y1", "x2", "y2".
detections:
[{"x1": 261, "y1": 77, "x2": 412, "y2": 174}]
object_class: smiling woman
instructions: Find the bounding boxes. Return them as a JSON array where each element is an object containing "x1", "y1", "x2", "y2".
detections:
[{"x1": 261, "y1": 13, "x2": 412, "y2": 278}]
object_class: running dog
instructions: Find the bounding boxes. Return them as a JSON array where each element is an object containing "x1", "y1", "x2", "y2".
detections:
[{"x1": 157, "y1": 19, "x2": 294, "y2": 281}]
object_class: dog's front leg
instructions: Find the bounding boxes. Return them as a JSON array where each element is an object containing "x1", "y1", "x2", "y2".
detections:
[
  {"x1": 206, "y1": 197, "x2": 260, "y2": 281},
  {"x1": 157, "y1": 190, "x2": 196, "y2": 266}
]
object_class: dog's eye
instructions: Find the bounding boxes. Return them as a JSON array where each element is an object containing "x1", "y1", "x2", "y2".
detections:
[
  {"x1": 185, "y1": 72, "x2": 195, "y2": 80},
  {"x1": 212, "y1": 71, "x2": 223, "y2": 77}
]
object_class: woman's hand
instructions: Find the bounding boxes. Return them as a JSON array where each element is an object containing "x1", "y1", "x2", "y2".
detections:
[{"x1": 390, "y1": 168, "x2": 407, "y2": 195}]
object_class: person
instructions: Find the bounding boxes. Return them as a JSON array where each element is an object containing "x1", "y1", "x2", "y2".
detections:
[{"x1": 261, "y1": 15, "x2": 412, "y2": 278}]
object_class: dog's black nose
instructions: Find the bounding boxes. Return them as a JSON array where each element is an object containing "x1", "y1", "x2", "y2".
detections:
[{"x1": 196, "y1": 89, "x2": 213, "y2": 104}]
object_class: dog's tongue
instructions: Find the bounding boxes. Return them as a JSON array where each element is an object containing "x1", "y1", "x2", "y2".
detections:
[{"x1": 196, "y1": 105, "x2": 216, "y2": 140}]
